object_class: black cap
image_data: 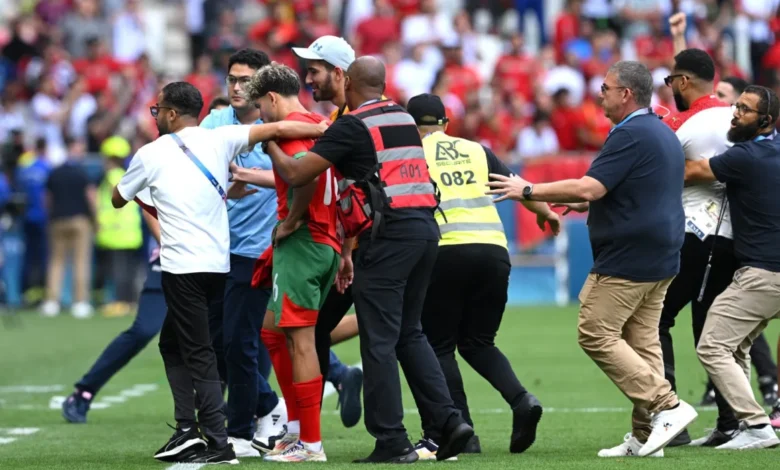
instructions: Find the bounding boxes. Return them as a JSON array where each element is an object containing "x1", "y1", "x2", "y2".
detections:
[{"x1": 407, "y1": 93, "x2": 449, "y2": 126}]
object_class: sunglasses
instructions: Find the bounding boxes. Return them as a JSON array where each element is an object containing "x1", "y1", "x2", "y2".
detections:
[
  {"x1": 149, "y1": 105, "x2": 175, "y2": 118},
  {"x1": 664, "y1": 74, "x2": 688, "y2": 87}
]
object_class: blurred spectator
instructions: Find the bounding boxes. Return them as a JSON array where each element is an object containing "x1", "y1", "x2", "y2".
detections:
[
  {"x1": 17, "y1": 138, "x2": 51, "y2": 305},
  {"x1": 185, "y1": 0, "x2": 207, "y2": 66},
  {"x1": 94, "y1": 136, "x2": 141, "y2": 318},
  {"x1": 85, "y1": 84, "x2": 133, "y2": 154},
  {"x1": 67, "y1": 78, "x2": 97, "y2": 142},
  {"x1": 452, "y1": 10, "x2": 479, "y2": 67},
  {"x1": 738, "y1": 0, "x2": 779, "y2": 84},
  {"x1": 0, "y1": 83, "x2": 26, "y2": 144},
  {"x1": 353, "y1": 0, "x2": 400, "y2": 56},
  {"x1": 208, "y1": 95, "x2": 229, "y2": 112},
  {"x1": 186, "y1": 54, "x2": 220, "y2": 119},
  {"x1": 208, "y1": 10, "x2": 244, "y2": 52},
  {"x1": 651, "y1": 67, "x2": 676, "y2": 116},
  {"x1": 24, "y1": 44, "x2": 76, "y2": 96},
  {"x1": 2, "y1": 15, "x2": 39, "y2": 67},
  {"x1": 582, "y1": 28, "x2": 620, "y2": 80},
  {"x1": 112, "y1": 0, "x2": 148, "y2": 64},
  {"x1": 493, "y1": 32, "x2": 537, "y2": 102},
  {"x1": 379, "y1": 41, "x2": 403, "y2": 103},
  {"x1": 614, "y1": 0, "x2": 672, "y2": 40},
  {"x1": 60, "y1": 0, "x2": 109, "y2": 59},
  {"x1": 300, "y1": 2, "x2": 339, "y2": 45},
  {"x1": 35, "y1": 0, "x2": 72, "y2": 28},
  {"x1": 515, "y1": 109, "x2": 559, "y2": 160},
  {"x1": 72, "y1": 37, "x2": 122, "y2": 95},
  {"x1": 634, "y1": 16, "x2": 675, "y2": 70},
  {"x1": 401, "y1": 0, "x2": 456, "y2": 74},
  {"x1": 578, "y1": 76, "x2": 612, "y2": 150},
  {"x1": 42, "y1": 138, "x2": 95, "y2": 319},
  {"x1": 555, "y1": 0, "x2": 583, "y2": 63},
  {"x1": 31, "y1": 75, "x2": 75, "y2": 165},
  {"x1": 394, "y1": 43, "x2": 437, "y2": 104},
  {"x1": 515, "y1": 0, "x2": 546, "y2": 45},
  {"x1": 441, "y1": 38, "x2": 482, "y2": 105},
  {"x1": 549, "y1": 87, "x2": 583, "y2": 151}
]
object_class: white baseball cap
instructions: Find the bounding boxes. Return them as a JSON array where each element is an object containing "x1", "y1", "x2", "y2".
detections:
[{"x1": 292, "y1": 36, "x2": 356, "y2": 70}]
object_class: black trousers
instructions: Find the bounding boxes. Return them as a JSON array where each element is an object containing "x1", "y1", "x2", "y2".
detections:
[
  {"x1": 420, "y1": 244, "x2": 527, "y2": 442},
  {"x1": 315, "y1": 254, "x2": 356, "y2": 400},
  {"x1": 353, "y1": 237, "x2": 461, "y2": 448},
  {"x1": 659, "y1": 233, "x2": 739, "y2": 430},
  {"x1": 160, "y1": 271, "x2": 228, "y2": 448}
]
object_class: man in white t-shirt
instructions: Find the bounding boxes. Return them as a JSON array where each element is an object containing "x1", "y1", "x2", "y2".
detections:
[{"x1": 111, "y1": 82, "x2": 325, "y2": 464}]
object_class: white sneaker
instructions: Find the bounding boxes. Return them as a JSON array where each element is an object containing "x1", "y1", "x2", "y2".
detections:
[
  {"x1": 716, "y1": 424, "x2": 780, "y2": 450},
  {"x1": 638, "y1": 400, "x2": 698, "y2": 457},
  {"x1": 598, "y1": 433, "x2": 663, "y2": 457},
  {"x1": 71, "y1": 302, "x2": 93, "y2": 319},
  {"x1": 264, "y1": 431, "x2": 300, "y2": 456},
  {"x1": 41, "y1": 300, "x2": 60, "y2": 317},
  {"x1": 228, "y1": 436, "x2": 261, "y2": 457},
  {"x1": 252, "y1": 398, "x2": 287, "y2": 453}
]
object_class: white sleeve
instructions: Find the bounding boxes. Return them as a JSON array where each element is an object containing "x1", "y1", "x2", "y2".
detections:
[
  {"x1": 135, "y1": 187, "x2": 153, "y2": 207},
  {"x1": 213, "y1": 125, "x2": 252, "y2": 163},
  {"x1": 117, "y1": 154, "x2": 149, "y2": 202}
]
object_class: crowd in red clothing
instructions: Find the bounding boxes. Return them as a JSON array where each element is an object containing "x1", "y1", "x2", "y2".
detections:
[{"x1": 1, "y1": 0, "x2": 779, "y2": 166}]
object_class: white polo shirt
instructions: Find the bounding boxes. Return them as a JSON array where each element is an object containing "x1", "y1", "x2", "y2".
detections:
[
  {"x1": 117, "y1": 125, "x2": 251, "y2": 274},
  {"x1": 667, "y1": 95, "x2": 733, "y2": 240}
]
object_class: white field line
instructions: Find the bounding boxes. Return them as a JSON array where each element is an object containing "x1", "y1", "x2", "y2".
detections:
[
  {"x1": 0, "y1": 385, "x2": 64, "y2": 393},
  {"x1": 0, "y1": 427, "x2": 40, "y2": 446}
]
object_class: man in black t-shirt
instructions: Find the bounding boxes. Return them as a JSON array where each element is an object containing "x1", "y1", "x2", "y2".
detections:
[
  {"x1": 685, "y1": 85, "x2": 780, "y2": 450},
  {"x1": 263, "y1": 56, "x2": 473, "y2": 463}
]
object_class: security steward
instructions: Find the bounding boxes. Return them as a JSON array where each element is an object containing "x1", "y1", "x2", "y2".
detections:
[
  {"x1": 685, "y1": 85, "x2": 780, "y2": 450},
  {"x1": 406, "y1": 94, "x2": 560, "y2": 459},
  {"x1": 262, "y1": 56, "x2": 473, "y2": 463}
]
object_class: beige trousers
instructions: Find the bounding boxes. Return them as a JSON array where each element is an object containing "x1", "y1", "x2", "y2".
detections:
[
  {"x1": 577, "y1": 273, "x2": 679, "y2": 442},
  {"x1": 697, "y1": 266, "x2": 780, "y2": 427},
  {"x1": 45, "y1": 216, "x2": 93, "y2": 304}
]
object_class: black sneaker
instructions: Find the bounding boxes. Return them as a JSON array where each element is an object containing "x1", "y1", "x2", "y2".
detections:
[
  {"x1": 463, "y1": 435, "x2": 481, "y2": 454},
  {"x1": 666, "y1": 428, "x2": 691, "y2": 447},
  {"x1": 689, "y1": 428, "x2": 738, "y2": 447},
  {"x1": 354, "y1": 442, "x2": 419, "y2": 464},
  {"x1": 759, "y1": 377, "x2": 778, "y2": 407},
  {"x1": 153, "y1": 424, "x2": 207, "y2": 462},
  {"x1": 699, "y1": 387, "x2": 716, "y2": 406},
  {"x1": 436, "y1": 422, "x2": 474, "y2": 461},
  {"x1": 62, "y1": 390, "x2": 92, "y2": 424},
  {"x1": 510, "y1": 393, "x2": 543, "y2": 453},
  {"x1": 180, "y1": 443, "x2": 239, "y2": 465}
]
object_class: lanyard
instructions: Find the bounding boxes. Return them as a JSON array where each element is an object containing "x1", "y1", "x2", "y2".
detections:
[
  {"x1": 609, "y1": 108, "x2": 652, "y2": 134},
  {"x1": 170, "y1": 133, "x2": 227, "y2": 202}
]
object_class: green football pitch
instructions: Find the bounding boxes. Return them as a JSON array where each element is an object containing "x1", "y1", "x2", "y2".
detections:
[{"x1": 1, "y1": 307, "x2": 779, "y2": 469}]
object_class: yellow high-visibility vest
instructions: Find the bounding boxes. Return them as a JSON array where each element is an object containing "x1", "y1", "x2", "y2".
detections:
[
  {"x1": 423, "y1": 132, "x2": 507, "y2": 249},
  {"x1": 96, "y1": 167, "x2": 142, "y2": 250}
]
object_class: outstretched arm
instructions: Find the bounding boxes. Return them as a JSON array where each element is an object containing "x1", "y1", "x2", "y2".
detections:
[
  {"x1": 265, "y1": 141, "x2": 332, "y2": 187},
  {"x1": 247, "y1": 121, "x2": 328, "y2": 148}
]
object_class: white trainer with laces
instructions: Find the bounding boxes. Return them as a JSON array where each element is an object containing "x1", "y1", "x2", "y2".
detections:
[
  {"x1": 252, "y1": 398, "x2": 288, "y2": 452},
  {"x1": 598, "y1": 433, "x2": 663, "y2": 458},
  {"x1": 228, "y1": 436, "x2": 261, "y2": 457},
  {"x1": 263, "y1": 442, "x2": 327, "y2": 462},
  {"x1": 266, "y1": 432, "x2": 300, "y2": 456},
  {"x1": 715, "y1": 424, "x2": 780, "y2": 450},
  {"x1": 638, "y1": 400, "x2": 698, "y2": 457}
]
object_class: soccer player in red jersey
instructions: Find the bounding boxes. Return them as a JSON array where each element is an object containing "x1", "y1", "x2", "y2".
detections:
[{"x1": 233, "y1": 63, "x2": 345, "y2": 462}]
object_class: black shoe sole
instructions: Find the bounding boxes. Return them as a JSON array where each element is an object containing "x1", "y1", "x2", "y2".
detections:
[
  {"x1": 353, "y1": 450, "x2": 419, "y2": 464},
  {"x1": 463, "y1": 435, "x2": 481, "y2": 454},
  {"x1": 154, "y1": 439, "x2": 207, "y2": 462},
  {"x1": 437, "y1": 423, "x2": 474, "y2": 461},
  {"x1": 340, "y1": 368, "x2": 363, "y2": 428},
  {"x1": 510, "y1": 403, "x2": 543, "y2": 453}
]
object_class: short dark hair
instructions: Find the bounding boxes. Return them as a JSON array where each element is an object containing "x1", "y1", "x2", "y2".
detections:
[
  {"x1": 532, "y1": 109, "x2": 550, "y2": 124},
  {"x1": 161, "y1": 82, "x2": 204, "y2": 118},
  {"x1": 208, "y1": 96, "x2": 230, "y2": 111},
  {"x1": 744, "y1": 85, "x2": 780, "y2": 125},
  {"x1": 673, "y1": 48, "x2": 715, "y2": 82},
  {"x1": 228, "y1": 48, "x2": 271, "y2": 72},
  {"x1": 35, "y1": 138, "x2": 46, "y2": 153},
  {"x1": 243, "y1": 63, "x2": 301, "y2": 100},
  {"x1": 721, "y1": 76, "x2": 748, "y2": 95}
]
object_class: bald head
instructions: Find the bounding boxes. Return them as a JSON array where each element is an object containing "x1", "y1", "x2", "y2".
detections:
[{"x1": 347, "y1": 56, "x2": 386, "y2": 94}]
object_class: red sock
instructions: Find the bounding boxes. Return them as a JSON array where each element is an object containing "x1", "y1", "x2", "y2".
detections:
[
  {"x1": 261, "y1": 329, "x2": 298, "y2": 422},
  {"x1": 294, "y1": 375, "x2": 323, "y2": 445}
]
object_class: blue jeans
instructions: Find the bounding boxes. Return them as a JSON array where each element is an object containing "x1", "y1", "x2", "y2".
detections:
[
  {"x1": 516, "y1": 0, "x2": 546, "y2": 44},
  {"x1": 77, "y1": 268, "x2": 166, "y2": 394},
  {"x1": 222, "y1": 254, "x2": 278, "y2": 440}
]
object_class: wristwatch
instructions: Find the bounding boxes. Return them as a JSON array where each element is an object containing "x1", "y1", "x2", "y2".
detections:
[{"x1": 522, "y1": 184, "x2": 534, "y2": 200}]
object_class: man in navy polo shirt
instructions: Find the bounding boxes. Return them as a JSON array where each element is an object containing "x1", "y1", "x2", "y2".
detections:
[
  {"x1": 488, "y1": 60, "x2": 697, "y2": 458},
  {"x1": 686, "y1": 85, "x2": 780, "y2": 450}
]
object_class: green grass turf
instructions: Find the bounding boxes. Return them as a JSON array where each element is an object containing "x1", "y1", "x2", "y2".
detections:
[{"x1": 0, "y1": 306, "x2": 779, "y2": 469}]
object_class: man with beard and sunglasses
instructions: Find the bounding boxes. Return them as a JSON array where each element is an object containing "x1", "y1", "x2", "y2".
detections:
[
  {"x1": 685, "y1": 85, "x2": 780, "y2": 451},
  {"x1": 111, "y1": 82, "x2": 325, "y2": 464},
  {"x1": 656, "y1": 48, "x2": 742, "y2": 448}
]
